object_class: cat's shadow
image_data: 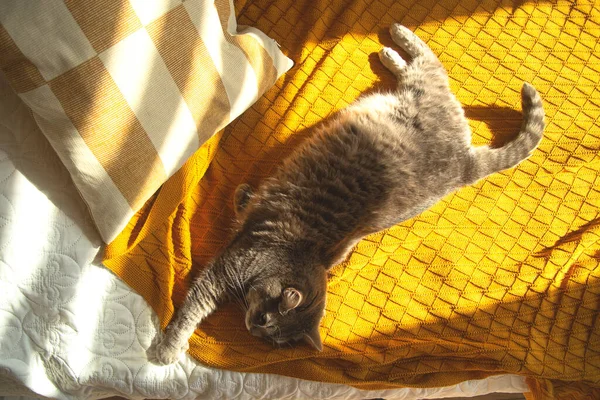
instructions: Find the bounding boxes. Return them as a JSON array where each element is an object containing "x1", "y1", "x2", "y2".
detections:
[{"x1": 463, "y1": 106, "x2": 524, "y2": 148}]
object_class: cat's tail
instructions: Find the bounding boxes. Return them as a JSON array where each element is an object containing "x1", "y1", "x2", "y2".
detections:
[{"x1": 467, "y1": 82, "x2": 545, "y2": 183}]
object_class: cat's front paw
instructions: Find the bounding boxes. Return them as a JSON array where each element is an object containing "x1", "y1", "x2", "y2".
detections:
[{"x1": 155, "y1": 339, "x2": 188, "y2": 365}]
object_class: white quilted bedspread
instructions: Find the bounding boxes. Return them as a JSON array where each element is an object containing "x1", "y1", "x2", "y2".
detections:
[{"x1": 0, "y1": 72, "x2": 528, "y2": 399}]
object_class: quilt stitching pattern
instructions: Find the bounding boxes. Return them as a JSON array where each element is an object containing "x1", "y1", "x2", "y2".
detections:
[
  {"x1": 0, "y1": 72, "x2": 528, "y2": 400},
  {"x1": 103, "y1": 0, "x2": 600, "y2": 394}
]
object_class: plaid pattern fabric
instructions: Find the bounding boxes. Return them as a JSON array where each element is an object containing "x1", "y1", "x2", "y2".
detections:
[{"x1": 0, "y1": 0, "x2": 293, "y2": 243}]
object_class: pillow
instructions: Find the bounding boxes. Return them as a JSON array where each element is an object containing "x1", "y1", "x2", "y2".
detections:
[{"x1": 0, "y1": 0, "x2": 293, "y2": 243}]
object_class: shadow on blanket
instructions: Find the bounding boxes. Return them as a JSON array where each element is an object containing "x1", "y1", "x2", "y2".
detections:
[
  {"x1": 103, "y1": 0, "x2": 600, "y2": 397},
  {"x1": 0, "y1": 74, "x2": 102, "y2": 251}
]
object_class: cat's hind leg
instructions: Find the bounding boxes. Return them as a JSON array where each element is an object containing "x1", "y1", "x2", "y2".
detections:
[
  {"x1": 389, "y1": 24, "x2": 435, "y2": 60},
  {"x1": 378, "y1": 47, "x2": 407, "y2": 78},
  {"x1": 388, "y1": 24, "x2": 445, "y2": 80},
  {"x1": 387, "y1": 24, "x2": 456, "y2": 107}
]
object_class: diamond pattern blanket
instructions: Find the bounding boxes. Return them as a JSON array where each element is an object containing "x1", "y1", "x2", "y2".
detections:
[{"x1": 103, "y1": 0, "x2": 600, "y2": 398}]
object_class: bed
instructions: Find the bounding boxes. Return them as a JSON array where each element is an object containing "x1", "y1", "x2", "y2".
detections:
[
  {"x1": 1, "y1": 0, "x2": 599, "y2": 399},
  {"x1": 0, "y1": 69, "x2": 528, "y2": 399}
]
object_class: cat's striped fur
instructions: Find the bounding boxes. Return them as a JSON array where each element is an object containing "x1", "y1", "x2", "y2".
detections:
[{"x1": 155, "y1": 24, "x2": 544, "y2": 364}]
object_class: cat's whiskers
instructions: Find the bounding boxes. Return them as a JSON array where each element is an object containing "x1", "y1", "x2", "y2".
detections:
[
  {"x1": 237, "y1": 275, "x2": 249, "y2": 309},
  {"x1": 232, "y1": 287, "x2": 248, "y2": 312},
  {"x1": 231, "y1": 293, "x2": 246, "y2": 312},
  {"x1": 223, "y1": 266, "x2": 248, "y2": 312}
]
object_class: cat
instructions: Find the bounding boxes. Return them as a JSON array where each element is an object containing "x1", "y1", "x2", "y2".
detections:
[{"x1": 154, "y1": 23, "x2": 545, "y2": 364}]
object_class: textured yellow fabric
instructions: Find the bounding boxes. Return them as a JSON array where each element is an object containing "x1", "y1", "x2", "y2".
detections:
[{"x1": 104, "y1": 0, "x2": 600, "y2": 397}]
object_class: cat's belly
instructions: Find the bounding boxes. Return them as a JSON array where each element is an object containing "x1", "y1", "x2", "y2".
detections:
[{"x1": 345, "y1": 92, "x2": 403, "y2": 117}]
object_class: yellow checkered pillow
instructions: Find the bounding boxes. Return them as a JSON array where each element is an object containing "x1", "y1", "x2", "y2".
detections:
[{"x1": 0, "y1": 0, "x2": 293, "y2": 243}]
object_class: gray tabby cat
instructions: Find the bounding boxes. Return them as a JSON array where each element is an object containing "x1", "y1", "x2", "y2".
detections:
[{"x1": 155, "y1": 24, "x2": 544, "y2": 364}]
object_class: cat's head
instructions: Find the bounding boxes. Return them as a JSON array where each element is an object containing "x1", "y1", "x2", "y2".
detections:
[{"x1": 244, "y1": 273, "x2": 327, "y2": 351}]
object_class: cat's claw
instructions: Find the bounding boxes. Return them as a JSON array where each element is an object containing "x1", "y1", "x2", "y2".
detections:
[{"x1": 155, "y1": 339, "x2": 188, "y2": 365}]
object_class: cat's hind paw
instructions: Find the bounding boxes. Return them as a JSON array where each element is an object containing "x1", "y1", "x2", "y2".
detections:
[
  {"x1": 389, "y1": 24, "x2": 427, "y2": 58},
  {"x1": 154, "y1": 339, "x2": 189, "y2": 365},
  {"x1": 379, "y1": 47, "x2": 407, "y2": 77}
]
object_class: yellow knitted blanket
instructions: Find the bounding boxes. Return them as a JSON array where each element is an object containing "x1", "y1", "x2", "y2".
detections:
[{"x1": 103, "y1": 0, "x2": 600, "y2": 398}]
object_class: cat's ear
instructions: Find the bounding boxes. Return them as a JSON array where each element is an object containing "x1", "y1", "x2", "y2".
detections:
[
  {"x1": 279, "y1": 287, "x2": 303, "y2": 315},
  {"x1": 233, "y1": 183, "x2": 253, "y2": 219},
  {"x1": 302, "y1": 325, "x2": 323, "y2": 352}
]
